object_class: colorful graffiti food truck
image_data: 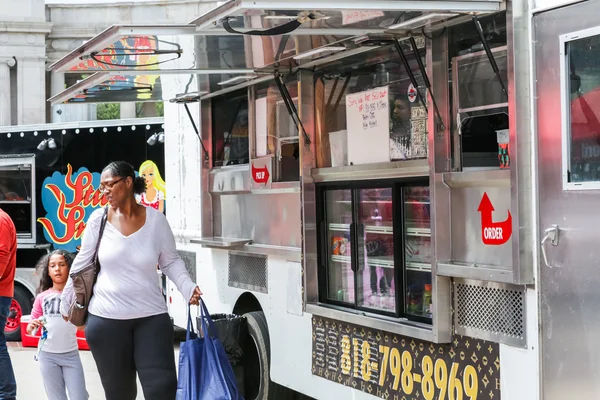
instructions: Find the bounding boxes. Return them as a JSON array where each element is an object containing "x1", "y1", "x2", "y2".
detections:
[
  {"x1": 46, "y1": 0, "x2": 600, "y2": 398},
  {"x1": 0, "y1": 117, "x2": 165, "y2": 340}
]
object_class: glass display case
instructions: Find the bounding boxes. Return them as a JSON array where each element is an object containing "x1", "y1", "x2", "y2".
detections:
[{"x1": 318, "y1": 181, "x2": 432, "y2": 322}]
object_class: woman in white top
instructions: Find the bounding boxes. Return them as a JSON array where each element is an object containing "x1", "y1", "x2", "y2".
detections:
[{"x1": 60, "y1": 161, "x2": 202, "y2": 400}]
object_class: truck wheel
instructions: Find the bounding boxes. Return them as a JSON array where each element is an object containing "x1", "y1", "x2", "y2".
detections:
[
  {"x1": 4, "y1": 286, "x2": 33, "y2": 341},
  {"x1": 242, "y1": 311, "x2": 290, "y2": 400}
]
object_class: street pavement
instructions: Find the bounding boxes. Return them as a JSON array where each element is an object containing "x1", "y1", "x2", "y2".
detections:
[{"x1": 8, "y1": 340, "x2": 182, "y2": 399}]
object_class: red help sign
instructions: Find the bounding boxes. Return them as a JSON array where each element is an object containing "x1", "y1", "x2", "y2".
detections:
[
  {"x1": 251, "y1": 163, "x2": 270, "y2": 184},
  {"x1": 478, "y1": 192, "x2": 512, "y2": 245}
]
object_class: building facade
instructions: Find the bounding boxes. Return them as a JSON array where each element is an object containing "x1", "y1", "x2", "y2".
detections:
[{"x1": 0, "y1": 0, "x2": 217, "y2": 126}]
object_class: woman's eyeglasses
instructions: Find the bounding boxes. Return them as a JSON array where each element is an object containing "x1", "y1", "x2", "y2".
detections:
[{"x1": 99, "y1": 177, "x2": 125, "y2": 192}]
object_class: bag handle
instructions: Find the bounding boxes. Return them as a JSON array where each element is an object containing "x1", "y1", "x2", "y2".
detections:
[
  {"x1": 221, "y1": 13, "x2": 315, "y2": 36},
  {"x1": 93, "y1": 207, "x2": 109, "y2": 273},
  {"x1": 186, "y1": 305, "x2": 196, "y2": 341},
  {"x1": 198, "y1": 298, "x2": 217, "y2": 339}
]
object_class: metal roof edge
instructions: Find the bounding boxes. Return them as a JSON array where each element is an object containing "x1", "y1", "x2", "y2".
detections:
[{"x1": 0, "y1": 117, "x2": 164, "y2": 134}]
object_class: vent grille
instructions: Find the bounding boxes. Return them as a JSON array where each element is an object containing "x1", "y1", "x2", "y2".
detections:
[
  {"x1": 454, "y1": 279, "x2": 526, "y2": 347},
  {"x1": 177, "y1": 250, "x2": 196, "y2": 282},
  {"x1": 228, "y1": 253, "x2": 268, "y2": 293}
]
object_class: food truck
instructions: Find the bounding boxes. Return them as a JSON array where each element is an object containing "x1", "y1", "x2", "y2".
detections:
[
  {"x1": 0, "y1": 117, "x2": 166, "y2": 340},
  {"x1": 46, "y1": 0, "x2": 600, "y2": 398}
]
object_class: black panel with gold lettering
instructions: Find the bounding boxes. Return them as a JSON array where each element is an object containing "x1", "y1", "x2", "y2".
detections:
[{"x1": 312, "y1": 316, "x2": 501, "y2": 400}]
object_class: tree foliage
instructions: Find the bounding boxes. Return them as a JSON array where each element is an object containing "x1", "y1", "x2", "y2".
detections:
[{"x1": 96, "y1": 103, "x2": 120, "y2": 120}]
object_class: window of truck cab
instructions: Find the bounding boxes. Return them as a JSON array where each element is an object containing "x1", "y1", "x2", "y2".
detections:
[{"x1": 0, "y1": 155, "x2": 35, "y2": 243}]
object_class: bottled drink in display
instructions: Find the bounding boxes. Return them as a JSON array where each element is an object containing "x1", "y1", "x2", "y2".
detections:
[
  {"x1": 337, "y1": 287, "x2": 346, "y2": 302},
  {"x1": 407, "y1": 289, "x2": 421, "y2": 314},
  {"x1": 372, "y1": 208, "x2": 382, "y2": 226},
  {"x1": 422, "y1": 284, "x2": 432, "y2": 317}
]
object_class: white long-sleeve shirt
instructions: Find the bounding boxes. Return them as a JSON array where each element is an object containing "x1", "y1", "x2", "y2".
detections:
[{"x1": 60, "y1": 207, "x2": 196, "y2": 320}]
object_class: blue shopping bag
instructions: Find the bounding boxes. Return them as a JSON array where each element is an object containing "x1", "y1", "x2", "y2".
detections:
[{"x1": 176, "y1": 300, "x2": 244, "y2": 400}]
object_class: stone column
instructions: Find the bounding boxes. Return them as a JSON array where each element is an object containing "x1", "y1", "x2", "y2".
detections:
[
  {"x1": 17, "y1": 57, "x2": 46, "y2": 125},
  {"x1": 50, "y1": 71, "x2": 65, "y2": 123},
  {"x1": 0, "y1": 58, "x2": 15, "y2": 126},
  {"x1": 51, "y1": 71, "x2": 65, "y2": 97},
  {"x1": 120, "y1": 102, "x2": 137, "y2": 119},
  {"x1": 142, "y1": 101, "x2": 157, "y2": 117}
]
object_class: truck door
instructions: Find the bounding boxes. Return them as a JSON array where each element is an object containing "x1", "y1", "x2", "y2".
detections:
[
  {"x1": 0, "y1": 155, "x2": 36, "y2": 244},
  {"x1": 535, "y1": 3, "x2": 600, "y2": 398}
]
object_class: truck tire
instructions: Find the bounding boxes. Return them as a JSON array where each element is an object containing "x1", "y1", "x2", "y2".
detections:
[
  {"x1": 242, "y1": 311, "x2": 291, "y2": 400},
  {"x1": 4, "y1": 285, "x2": 33, "y2": 341}
]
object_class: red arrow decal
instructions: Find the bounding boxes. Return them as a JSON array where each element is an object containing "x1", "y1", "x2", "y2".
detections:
[
  {"x1": 252, "y1": 164, "x2": 270, "y2": 184},
  {"x1": 478, "y1": 192, "x2": 512, "y2": 245}
]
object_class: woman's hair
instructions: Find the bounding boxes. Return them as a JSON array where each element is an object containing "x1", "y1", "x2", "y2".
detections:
[
  {"x1": 35, "y1": 249, "x2": 74, "y2": 294},
  {"x1": 103, "y1": 161, "x2": 146, "y2": 195},
  {"x1": 139, "y1": 160, "x2": 166, "y2": 197}
]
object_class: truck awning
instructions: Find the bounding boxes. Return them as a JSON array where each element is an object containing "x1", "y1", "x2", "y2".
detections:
[
  {"x1": 48, "y1": 72, "x2": 167, "y2": 104},
  {"x1": 190, "y1": 0, "x2": 503, "y2": 30},
  {"x1": 47, "y1": 71, "x2": 243, "y2": 105},
  {"x1": 48, "y1": 0, "x2": 503, "y2": 105}
]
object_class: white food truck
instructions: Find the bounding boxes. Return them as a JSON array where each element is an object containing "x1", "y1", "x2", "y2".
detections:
[{"x1": 46, "y1": 0, "x2": 600, "y2": 398}]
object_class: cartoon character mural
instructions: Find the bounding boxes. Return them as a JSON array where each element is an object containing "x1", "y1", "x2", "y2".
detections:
[
  {"x1": 136, "y1": 160, "x2": 166, "y2": 213},
  {"x1": 37, "y1": 164, "x2": 108, "y2": 253}
]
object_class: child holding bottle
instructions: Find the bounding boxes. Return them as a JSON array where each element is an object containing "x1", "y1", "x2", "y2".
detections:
[{"x1": 26, "y1": 249, "x2": 89, "y2": 400}]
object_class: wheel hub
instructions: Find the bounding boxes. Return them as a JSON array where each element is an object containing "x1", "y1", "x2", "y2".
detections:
[{"x1": 4, "y1": 299, "x2": 21, "y2": 333}]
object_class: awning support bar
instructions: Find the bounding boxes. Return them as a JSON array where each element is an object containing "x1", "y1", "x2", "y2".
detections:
[
  {"x1": 327, "y1": 77, "x2": 340, "y2": 107},
  {"x1": 326, "y1": 74, "x2": 351, "y2": 126},
  {"x1": 408, "y1": 35, "x2": 445, "y2": 130},
  {"x1": 472, "y1": 16, "x2": 508, "y2": 98},
  {"x1": 183, "y1": 103, "x2": 209, "y2": 160},
  {"x1": 393, "y1": 39, "x2": 429, "y2": 115},
  {"x1": 274, "y1": 74, "x2": 311, "y2": 145}
]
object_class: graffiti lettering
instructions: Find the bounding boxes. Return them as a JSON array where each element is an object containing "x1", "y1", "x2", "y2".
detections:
[{"x1": 38, "y1": 164, "x2": 108, "y2": 251}]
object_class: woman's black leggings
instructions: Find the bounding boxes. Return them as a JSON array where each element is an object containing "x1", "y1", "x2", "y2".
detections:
[{"x1": 85, "y1": 313, "x2": 177, "y2": 400}]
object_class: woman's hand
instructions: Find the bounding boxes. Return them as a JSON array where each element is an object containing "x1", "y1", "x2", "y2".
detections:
[{"x1": 189, "y1": 286, "x2": 203, "y2": 305}]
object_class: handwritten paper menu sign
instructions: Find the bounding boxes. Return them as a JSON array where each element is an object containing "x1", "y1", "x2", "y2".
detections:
[{"x1": 346, "y1": 86, "x2": 391, "y2": 165}]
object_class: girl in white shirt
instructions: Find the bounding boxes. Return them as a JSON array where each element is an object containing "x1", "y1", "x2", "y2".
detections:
[
  {"x1": 27, "y1": 249, "x2": 89, "y2": 400},
  {"x1": 60, "y1": 161, "x2": 202, "y2": 400}
]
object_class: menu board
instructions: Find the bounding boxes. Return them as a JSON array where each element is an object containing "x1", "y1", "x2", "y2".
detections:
[
  {"x1": 312, "y1": 316, "x2": 501, "y2": 400},
  {"x1": 346, "y1": 86, "x2": 391, "y2": 166}
]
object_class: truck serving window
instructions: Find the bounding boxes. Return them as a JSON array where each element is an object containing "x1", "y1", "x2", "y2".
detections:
[
  {"x1": 212, "y1": 90, "x2": 249, "y2": 167},
  {"x1": 315, "y1": 42, "x2": 428, "y2": 168},
  {"x1": 449, "y1": 12, "x2": 509, "y2": 170},
  {"x1": 255, "y1": 79, "x2": 299, "y2": 182},
  {"x1": 0, "y1": 158, "x2": 34, "y2": 240}
]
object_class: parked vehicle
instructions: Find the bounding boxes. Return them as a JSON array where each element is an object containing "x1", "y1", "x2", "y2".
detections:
[{"x1": 0, "y1": 117, "x2": 165, "y2": 340}]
